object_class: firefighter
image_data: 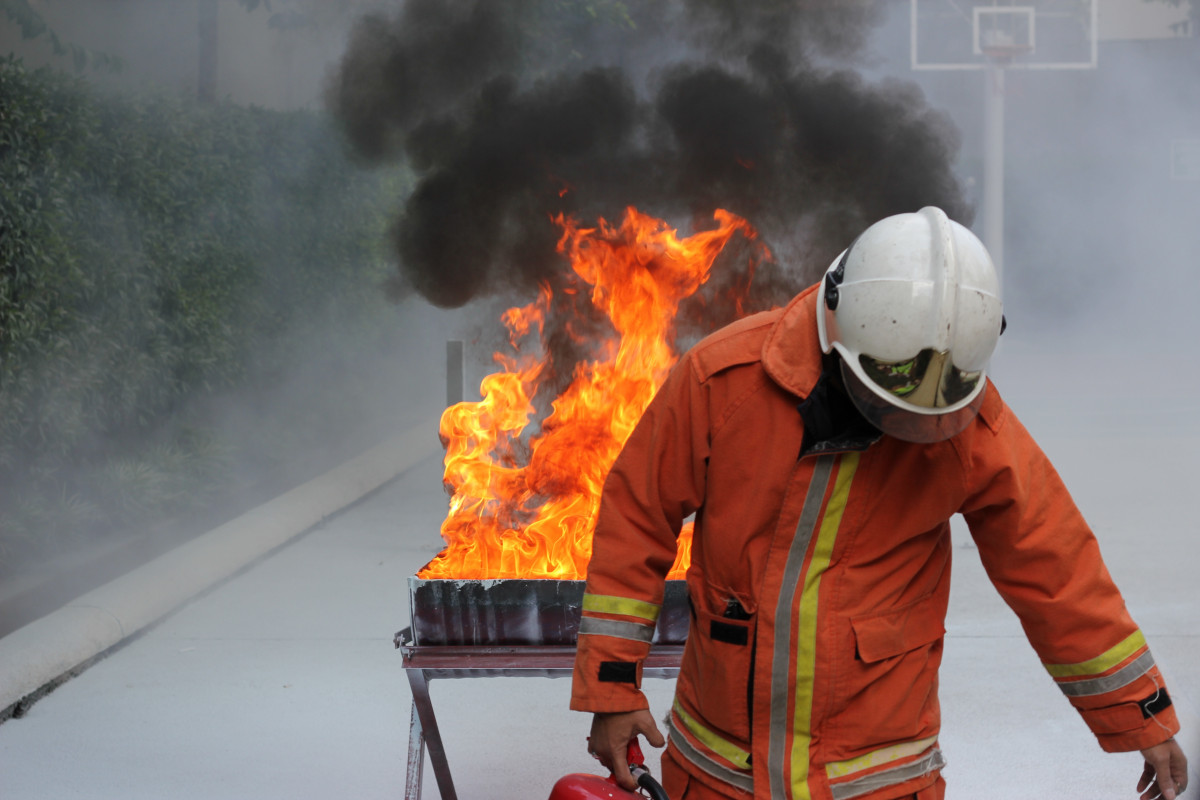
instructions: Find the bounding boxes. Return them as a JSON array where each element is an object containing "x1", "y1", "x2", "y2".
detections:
[{"x1": 570, "y1": 207, "x2": 1187, "y2": 800}]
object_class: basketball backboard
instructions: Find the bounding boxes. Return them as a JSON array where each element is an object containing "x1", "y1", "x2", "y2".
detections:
[{"x1": 911, "y1": 0, "x2": 1098, "y2": 70}]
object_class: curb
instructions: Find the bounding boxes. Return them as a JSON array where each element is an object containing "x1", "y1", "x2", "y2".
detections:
[{"x1": 0, "y1": 416, "x2": 442, "y2": 716}]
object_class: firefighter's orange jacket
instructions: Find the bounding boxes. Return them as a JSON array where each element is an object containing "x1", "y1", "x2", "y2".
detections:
[{"x1": 571, "y1": 284, "x2": 1179, "y2": 800}]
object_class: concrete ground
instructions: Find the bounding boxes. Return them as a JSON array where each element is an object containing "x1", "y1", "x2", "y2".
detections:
[{"x1": 0, "y1": 335, "x2": 1197, "y2": 799}]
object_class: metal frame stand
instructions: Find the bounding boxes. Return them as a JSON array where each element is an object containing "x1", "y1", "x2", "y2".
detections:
[{"x1": 395, "y1": 628, "x2": 683, "y2": 800}]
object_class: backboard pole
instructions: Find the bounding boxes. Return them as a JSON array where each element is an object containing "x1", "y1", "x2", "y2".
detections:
[
  {"x1": 912, "y1": 0, "x2": 1100, "y2": 291},
  {"x1": 982, "y1": 61, "x2": 1005, "y2": 285}
]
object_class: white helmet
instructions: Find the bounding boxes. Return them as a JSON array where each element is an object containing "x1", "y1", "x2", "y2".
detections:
[{"x1": 816, "y1": 206, "x2": 1003, "y2": 443}]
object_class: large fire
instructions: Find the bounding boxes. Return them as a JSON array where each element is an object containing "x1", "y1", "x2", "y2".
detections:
[{"x1": 419, "y1": 207, "x2": 764, "y2": 580}]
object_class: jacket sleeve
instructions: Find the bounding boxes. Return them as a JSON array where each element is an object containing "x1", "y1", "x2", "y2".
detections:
[
  {"x1": 570, "y1": 354, "x2": 709, "y2": 713},
  {"x1": 958, "y1": 400, "x2": 1179, "y2": 753}
]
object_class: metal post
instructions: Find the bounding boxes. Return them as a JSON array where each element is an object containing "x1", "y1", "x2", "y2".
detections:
[
  {"x1": 446, "y1": 341, "x2": 465, "y2": 407},
  {"x1": 982, "y1": 60, "x2": 1006, "y2": 286},
  {"x1": 197, "y1": 0, "x2": 218, "y2": 104}
]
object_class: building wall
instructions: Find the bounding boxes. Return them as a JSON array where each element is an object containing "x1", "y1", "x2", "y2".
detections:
[
  {"x1": 1, "y1": 0, "x2": 1192, "y2": 109},
  {"x1": 1099, "y1": 0, "x2": 1192, "y2": 40},
  {"x1": 0, "y1": 0, "x2": 364, "y2": 109}
]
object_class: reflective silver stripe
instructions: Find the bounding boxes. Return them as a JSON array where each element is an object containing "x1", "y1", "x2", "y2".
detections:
[
  {"x1": 578, "y1": 616, "x2": 654, "y2": 643},
  {"x1": 1056, "y1": 650, "x2": 1156, "y2": 698},
  {"x1": 667, "y1": 715, "x2": 754, "y2": 794},
  {"x1": 829, "y1": 748, "x2": 947, "y2": 800},
  {"x1": 768, "y1": 456, "x2": 835, "y2": 800}
]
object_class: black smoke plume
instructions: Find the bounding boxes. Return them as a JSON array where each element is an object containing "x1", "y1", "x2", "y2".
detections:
[{"x1": 327, "y1": 0, "x2": 971, "y2": 351}]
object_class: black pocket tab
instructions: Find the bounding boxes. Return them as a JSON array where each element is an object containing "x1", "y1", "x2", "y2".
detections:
[
  {"x1": 598, "y1": 661, "x2": 638, "y2": 684},
  {"x1": 1139, "y1": 689, "x2": 1172, "y2": 719},
  {"x1": 709, "y1": 619, "x2": 749, "y2": 645}
]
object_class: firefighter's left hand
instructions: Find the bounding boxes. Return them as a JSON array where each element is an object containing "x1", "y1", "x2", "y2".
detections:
[{"x1": 1138, "y1": 737, "x2": 1188, "y2": 799}]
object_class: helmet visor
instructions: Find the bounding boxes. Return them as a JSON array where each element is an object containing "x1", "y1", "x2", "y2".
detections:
[
  {"x1": 842, "y1": 359, "x2": 986, "y2": 443},
  {"x1": 857, "y1": 349, "x2": 982, "y2": 409}
]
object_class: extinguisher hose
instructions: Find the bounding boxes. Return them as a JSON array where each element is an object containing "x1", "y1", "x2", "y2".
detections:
[{"x1": 632, "y1": 766, "x2": 671, "y2": 800}]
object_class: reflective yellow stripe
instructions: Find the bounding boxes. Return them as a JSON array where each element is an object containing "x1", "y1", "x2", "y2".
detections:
[
  {"x1": 825, "y1": 735, "x2": 939, "y2": 780},
  {"x1": 829, "y1": 749, "x2": 946, "y2": 800},
  {"x1": 768, "y1": 457, "x2": 835, "y2": 800},
  {"x1": 1044, "y1": 630, "x2": 1147, "y2": 679},
  {"x1": 672, "y1": 699, "x2": 752, "y2": 771},
  {"x1": 582, "y1": 593, "x2": 661, "y2": 622},
  {"x1": 791, "y1": 453, "x2": 860, "y2": 799},
  {"x1": 667, "y1": 720, "x2": 755, "y2": 793}
]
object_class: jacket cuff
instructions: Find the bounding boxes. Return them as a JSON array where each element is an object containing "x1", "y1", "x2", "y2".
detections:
[
  {"x1": 569, "y1": 671, "x2": 649, "y2": 713},
  {"x1": 571, "y1": 647, "x2": 648, "y2": 713},
  {"x1": 569, "y1": 690, "x2": 650, "y2": 714},
  {"x1": 1079, "y1": 695, "x2": 1180, "y2": 753}
]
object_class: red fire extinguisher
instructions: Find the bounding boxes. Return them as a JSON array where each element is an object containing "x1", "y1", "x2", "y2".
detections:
[{"x1": 548, "y1": 739, "x2": 670, "y2": 800}]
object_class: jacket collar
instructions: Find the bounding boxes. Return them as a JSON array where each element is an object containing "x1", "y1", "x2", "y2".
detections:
[{"x1": 762, "y1": 283, "x2": 825, "y2": 400}]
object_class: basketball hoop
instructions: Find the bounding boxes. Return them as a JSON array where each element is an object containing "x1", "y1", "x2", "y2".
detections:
[
  {"x1": 975, "y1": 9, "x2": 1035, "y2": 65},
  {"x1": 980, "y1": 42, "x2": 1035, "y2": 66}
]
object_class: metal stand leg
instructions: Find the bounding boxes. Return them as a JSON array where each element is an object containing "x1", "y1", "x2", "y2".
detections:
[
  {"x1": 405, "y1": 701, "x2": 426, "y2": 800},
  {"x1": 396, "y1": 635, "x2": 682, "y2": 800},
  {"x1": 406, "y1": 668, "x2": 458, "y2": 800}
]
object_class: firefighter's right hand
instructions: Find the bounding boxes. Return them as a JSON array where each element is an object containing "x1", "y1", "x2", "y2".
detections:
[{"x1": 588, "y1": 709, "x2": 665, "y2": 791}]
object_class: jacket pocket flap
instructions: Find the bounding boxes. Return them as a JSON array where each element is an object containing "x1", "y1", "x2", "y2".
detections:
[{"x1": 852, "y1": 600, "x2": 946, "y2": 663}]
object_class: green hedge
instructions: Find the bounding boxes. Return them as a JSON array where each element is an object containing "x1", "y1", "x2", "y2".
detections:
[{"x1": 0, "y1": 57, "x2": 406, "y2": 571}]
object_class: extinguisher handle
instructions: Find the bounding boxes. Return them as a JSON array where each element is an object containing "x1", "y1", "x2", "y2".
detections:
[
  {"x1": 625, "y1": 739, "x2": 646, "y2": 768},
  {"x1": 631, "y1": 764, "x2": 671, "y2": 800},
  {"x1": 584, "y1": 736, "x2": 670, "y2": 799}
]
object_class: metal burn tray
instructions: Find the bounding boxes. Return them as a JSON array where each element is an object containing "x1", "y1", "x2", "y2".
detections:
[{"x1": 407, "y1": 576, "x2": 690, "y2": 646}]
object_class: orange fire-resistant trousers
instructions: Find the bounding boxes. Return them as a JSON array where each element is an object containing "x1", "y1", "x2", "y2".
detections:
[{"x1": 659, "y1": 748, "x2": 946, "y2": 800}]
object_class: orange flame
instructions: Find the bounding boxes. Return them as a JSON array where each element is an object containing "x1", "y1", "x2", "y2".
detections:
[{"x1": 419, "y1": 207, "x2": 763, "y2": 580}]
